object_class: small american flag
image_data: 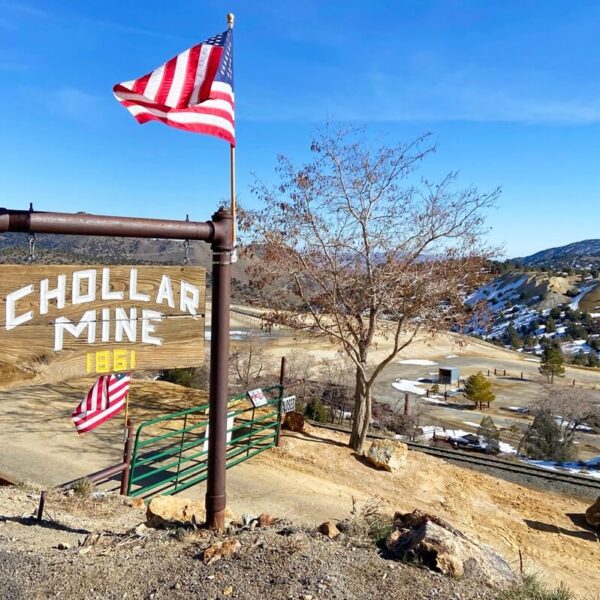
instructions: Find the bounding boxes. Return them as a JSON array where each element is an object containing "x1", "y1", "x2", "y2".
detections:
[
  {"x1": 72, "y1": 373, "x2": 131, "y2": 434},
  {"x1": 113, "y1": 28, "x2": 235, "y2": 145}
]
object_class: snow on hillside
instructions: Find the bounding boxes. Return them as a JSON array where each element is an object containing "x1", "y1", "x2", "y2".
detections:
[
  {"x1": 570, "y1": 281, "x2": 599, "y2": 309},
  {"x1": 464, "y1": 270, "x2": 600, "y2": 364},
  {"x1": 466, "y1": 274, "x2": 528, "y2": 309}
]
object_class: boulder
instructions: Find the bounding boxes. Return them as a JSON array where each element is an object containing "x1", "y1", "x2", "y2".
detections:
[
  {"x1": 318, "y1": 521, "x2": 340, "y2": 539},
  {"x1": 585, "y1": 496, "x2": 600, "y2": 529},
  {"x1": 146, "y1": 496, "x2": 206, "y2": 528},
  {"x1": 284, "y1": 411, "x2": 305, "y2": 433},
  {"x1": 385, "y1": 510, "x2": 517, "y2": 586},
  {"x1": 366, "y1": 439, "x2": 408, "y2": 471}
]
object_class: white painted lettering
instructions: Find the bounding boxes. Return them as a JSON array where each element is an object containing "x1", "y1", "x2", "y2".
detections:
[
  {"x1": 6, "y1": 285, "x2": 34, "y2": 330},
  {"x1": 54, "y1": 310, "x2": 96, "y2": 351},
  {"x1": 101, "y1": 268, "x2": 124, "y2": 301},
  {"x1": 101, "y1": 307, "x2": 110, "y2": 342},
  {"x1": 141, "y1": 309, "x2": 162, "y2": 345},
  {"x1": 40, "y1": 275, "x2": 66, "y2": 315},
  {"x1": 72, "y1": 270, "x2": 96, "y2": 305},
  {"x1": 129, "y1": 268, "x2": 150, "y2": 302},
  {"x1": 180, "y1": 281, "x2": 200, "y2": 316},
  {"x1": 115, "y1": 307, "x2": 137, "y2": 343},
  {"x1": 156, "y1": 275, "x2": 175, "y2": 308}
]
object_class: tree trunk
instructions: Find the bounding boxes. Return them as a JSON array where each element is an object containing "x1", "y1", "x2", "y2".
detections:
[{"x1": 349, "y1": 364, "x2": 371, "y2": 453}]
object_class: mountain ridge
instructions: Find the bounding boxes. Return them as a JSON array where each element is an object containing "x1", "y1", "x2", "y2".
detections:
[{"x1": 516, "y1": 238, "x2": 600, "y2": 267}]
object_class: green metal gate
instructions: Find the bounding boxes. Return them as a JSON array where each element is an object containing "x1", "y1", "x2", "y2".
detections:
[{"x1": 127, "y1": 384, "x2": 283, "y2": 498}]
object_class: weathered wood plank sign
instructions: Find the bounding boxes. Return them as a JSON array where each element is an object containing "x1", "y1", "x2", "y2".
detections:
[{"x1": 0, "y1": 265, "x2": 205, "y2": 389}]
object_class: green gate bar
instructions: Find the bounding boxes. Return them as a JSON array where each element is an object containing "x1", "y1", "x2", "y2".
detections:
[{"x1": 128, "y1": 383, "x2": 283, "y2": 499}]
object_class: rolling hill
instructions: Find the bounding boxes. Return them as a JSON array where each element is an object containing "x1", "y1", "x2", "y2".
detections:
[{"x1": 518, "y1": 239, "x2": 600, "y2": 268}]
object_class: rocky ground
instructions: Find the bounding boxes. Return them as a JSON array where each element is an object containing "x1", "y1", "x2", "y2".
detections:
[{"x1": 0, "y1": 486, "x2": 508, "y2": 600}]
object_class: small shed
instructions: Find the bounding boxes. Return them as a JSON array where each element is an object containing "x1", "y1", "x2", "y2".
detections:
[{"x1": 438, "y1": 366, "x2": 460, "y2": 385}]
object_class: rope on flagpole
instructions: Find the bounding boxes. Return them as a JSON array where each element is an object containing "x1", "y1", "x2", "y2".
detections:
[{"x1": 227, "y1": 13, "x2": 237, "y2": 263}]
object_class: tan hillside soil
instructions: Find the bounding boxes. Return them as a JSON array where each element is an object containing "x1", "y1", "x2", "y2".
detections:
[
  {"x1": 0, "y1": 487, "x2": 502, "y2": 600},
  {"x1": 213, "y1": 426, "x2": 599, "y2": 598}
]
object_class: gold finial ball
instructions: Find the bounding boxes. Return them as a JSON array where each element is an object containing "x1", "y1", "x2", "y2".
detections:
[{"x1": 227, "y1": 13, "x2": 235, "y2": 27}]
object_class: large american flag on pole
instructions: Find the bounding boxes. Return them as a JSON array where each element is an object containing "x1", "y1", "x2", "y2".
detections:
[
  {"x1": 113, "y1": 28, "x2": 235, "y2": 145},
  {"x1": 71, "y1": 373, "x2": 131, "y2": 434}
]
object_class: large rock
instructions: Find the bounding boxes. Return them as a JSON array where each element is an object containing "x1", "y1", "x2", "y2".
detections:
[
  {"x1": 585, "y1": 496, "x2": 600, "y2": 529},
  {"x1": 284, "y1": 411, "x2": 305, "y2": 433},
  {"x1": 385, "y1": 510, "x2": 517, "y2": 586},
  {"x1": 366, "y1": 439, "x2": 408, "y2": 471},
  {"x1": 146, "y1": 496, "x2": 206, "y2": 528}
]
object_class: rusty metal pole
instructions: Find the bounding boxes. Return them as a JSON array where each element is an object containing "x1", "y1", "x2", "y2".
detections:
[
  {"x1": 276, "y1": 356, "x2": 287, "y2": 447},
  {"x1": 120, "y1": 418, "x2": 135, "y2": 496},
  {"x1": 206, "y1": 208, "x2": 233, "y2": 530},
  {"x1": 36, "y1": 490, "x2": 46, "y2": 521}
]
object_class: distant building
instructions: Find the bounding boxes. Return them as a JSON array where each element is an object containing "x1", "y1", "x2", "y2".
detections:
[{"x1": 438, "y1": 366, "x2": 460, "y2": 385}]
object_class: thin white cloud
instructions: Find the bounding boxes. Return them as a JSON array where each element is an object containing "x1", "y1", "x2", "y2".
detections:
[
  {"x1": 242, "y1": 57, "x2": 600, "y2": 126},
  {"x1": 0, "y1": 2, "x2": 183, "y2": 41},
  {"x1": 46, "y1": 87, "x2": 103, "y2": 123}
]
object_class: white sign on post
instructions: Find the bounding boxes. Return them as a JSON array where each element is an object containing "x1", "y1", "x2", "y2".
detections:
[
  {"x1": 281, "y1": 395, "x2": 296, "y2": 414},
  {"x1": 247, "y1": 388, "x2": 268, "y2": 408}
]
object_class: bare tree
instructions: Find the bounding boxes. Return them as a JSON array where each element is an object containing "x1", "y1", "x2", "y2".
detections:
[
  {"x1": 285, "y1": 350, "x2": 318, "y2": 406},
  {"x1": 229, "y1": 338, "x2": 270, "y2": 391},
  {"x1": 243, "y1": 126, "x2": 499, "y2": 452}
]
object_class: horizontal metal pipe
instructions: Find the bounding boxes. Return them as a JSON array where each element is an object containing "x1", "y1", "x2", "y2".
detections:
[
  {"x1": 0, "y1": 208, "x2": 215, "y2": 242},
  {"x1": 60, "y1": 462, "x2": 127, "y2": 489}
]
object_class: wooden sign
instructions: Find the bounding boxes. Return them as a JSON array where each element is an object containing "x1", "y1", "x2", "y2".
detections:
[{"x1": 0, "y1": 265, "x2": 205, "y2": 389}]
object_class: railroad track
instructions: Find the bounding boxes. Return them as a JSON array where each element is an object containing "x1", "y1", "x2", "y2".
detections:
[{"x1": 307, "y1": 420, "x2": 600, "y2": 495}]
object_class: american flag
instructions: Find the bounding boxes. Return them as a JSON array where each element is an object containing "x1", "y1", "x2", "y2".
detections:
[
  {"x1": 113, "y1": 28, "x2": 234, "y2": 145},
  {"x1": 71, "y1": 373, "x2": 131, "y2": 434}
]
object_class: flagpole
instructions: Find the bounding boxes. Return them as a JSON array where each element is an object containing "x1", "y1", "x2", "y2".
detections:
[{"x1": 227, "y1": 12, "x2": 237, "y2": 258}]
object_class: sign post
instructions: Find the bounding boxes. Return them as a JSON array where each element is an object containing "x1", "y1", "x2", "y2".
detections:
[{"x1": 0, "y1": 206, "x2": 233, "y2": 530}]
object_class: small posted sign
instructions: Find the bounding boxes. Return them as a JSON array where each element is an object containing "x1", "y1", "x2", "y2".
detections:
[
  {"x1": 281, "y1": 395, "x2": 296, "y2": 414},
  {"x1": 247, "y1": 388, "x2": 268, "y2": 408}
]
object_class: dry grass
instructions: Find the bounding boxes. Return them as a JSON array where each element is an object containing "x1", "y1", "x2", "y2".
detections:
[
  {"x1": 46, "y1": 488, "x2": 124, "y2": 519},
  {"x1": 498, "y1": 573, "x2": 574, "y2": 600}
]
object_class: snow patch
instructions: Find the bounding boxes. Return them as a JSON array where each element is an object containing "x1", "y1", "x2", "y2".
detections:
[
  {"x1": 392, "y1": 379, "x2": 426, "y2": 395},
  {"x1": 398, "y1": 359, "x2": 438, "y2": 366}
]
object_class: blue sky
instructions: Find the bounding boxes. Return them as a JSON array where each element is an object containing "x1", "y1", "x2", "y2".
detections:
[{"x1": 1, "y1": 1, "x2": 599, "y2": 257}]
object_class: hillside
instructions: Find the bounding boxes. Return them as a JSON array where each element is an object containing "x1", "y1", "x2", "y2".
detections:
[
  {"x1": 466, "y1": 271, "x2": 600, "y2": 363},
  {"x1": 0, "y1": 416, "x2": 597, "y2": 597},
  {"x1": 518, "y1": 239, "x2": 600, "y2": 269}
]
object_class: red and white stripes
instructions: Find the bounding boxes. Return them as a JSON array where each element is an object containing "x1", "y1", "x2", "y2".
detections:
[
  {"x1": 71, "y1": 373, "x2": 131, "y2": 434},
  {"x1": 113, "y1": 31, "x2": 235, "y2": 145}
]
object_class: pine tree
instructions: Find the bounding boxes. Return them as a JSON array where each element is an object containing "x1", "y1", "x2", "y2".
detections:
[
  {"x1": 519, "y1": 411, "x2": 577, "y2": 462},
  {"x1": 505, "y1": 323, "x2": 522, "y2": 349},
  {"x1": 464, "y1": 372, "x2": 496, "y2": 409},
  {"x1": 588, "y1": 352, "x2": 600, "y2": 368},
  {"x1": 545, "y1": 315, "x2": 556, "y2": 333},
  {"x1": 478, "y1": 416, "x2": 500, "y2": 454},
  {"x1": 539, "y1": 344, "x2": 565, "y2": 383}
]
